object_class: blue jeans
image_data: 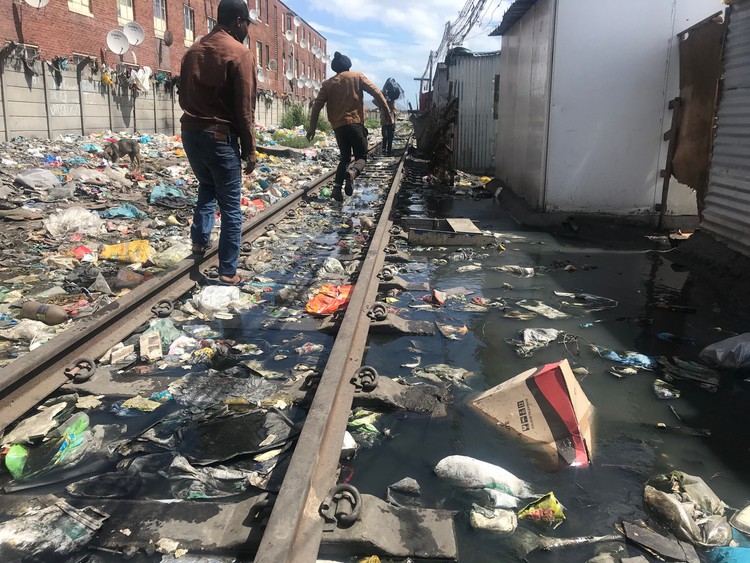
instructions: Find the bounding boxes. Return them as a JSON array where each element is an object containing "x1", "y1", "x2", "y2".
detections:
[{"x1": 182, "y1": 129, "x2": 243, "y2": 277}]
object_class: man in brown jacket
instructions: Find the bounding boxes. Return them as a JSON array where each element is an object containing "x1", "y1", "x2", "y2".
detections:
[
  {"x1": 306, "y1": 52, "x2": 392, "y2": 201},
  {"x1": 179, "y1": 0, "x2": 256, "y2": 285}
]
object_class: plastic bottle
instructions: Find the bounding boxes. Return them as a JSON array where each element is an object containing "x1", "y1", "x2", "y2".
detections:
[{"x1": 20, "y1": 300, "x2": 69, "y2": 325}]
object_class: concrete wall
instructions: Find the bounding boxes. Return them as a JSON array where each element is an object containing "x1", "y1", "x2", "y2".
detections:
[
  {"x1": 0, "y1": 53, "x2": 291, "y2": 141},
  {"x1": 0, "y1": 55, "x2": 177, "y2": 139},
  {"x1": 494, "y1": 0, "x2": 555, "y2": 209},
  {"x1": 543, "y1": 0, "x2": 713, "y2": 215}
]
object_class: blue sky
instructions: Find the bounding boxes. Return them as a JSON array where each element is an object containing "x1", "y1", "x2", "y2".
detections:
[{"x1": 281, "y1": 0, "x2": 510, "y2": 108}]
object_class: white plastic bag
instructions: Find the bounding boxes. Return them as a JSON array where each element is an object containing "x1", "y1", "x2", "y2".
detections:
[
  {"x1": 434, "y1": 455, "x2": 534, "y2": 497},
  {"x1": 191, "y1": 286, "x2": 240, "y2": 315},
  {"x1": 44, "y1": 207, "x2": 103, "y2": 238}
]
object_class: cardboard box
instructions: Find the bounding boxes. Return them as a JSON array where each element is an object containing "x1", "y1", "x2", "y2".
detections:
[{"x1": 470, "y1": 359, "x2": 594, "y2": 469}]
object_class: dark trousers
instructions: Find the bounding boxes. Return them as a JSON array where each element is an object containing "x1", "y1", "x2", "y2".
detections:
[
  {"x1": 333, "y1": 123, "x2": 368, "y2": 186},
  {"x1": 381, "y1": 124, "x2": 395, "y2": 155},
  {"x1": 182, "y1": 129, "x2": 243, "y2": 277}
]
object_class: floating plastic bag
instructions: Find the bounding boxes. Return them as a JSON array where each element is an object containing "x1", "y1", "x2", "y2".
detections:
[
  {"x1": 100, "y1": 240, "x2": 153, "y2": 263},
  {"x1": 653, "y1": 378, "x2": 681, "y2": 399},
  {"x1": 518, "y1": 492, "x2": 566, "y2": 529},
  {"x1": 434, "y1": 455, "x2": 534, "y2": 498},
  {"x1": 506, "y1": 328, "x2": 560, "y2": 357},
  {"x1": 592, "y1": 346, "x2": 656, "y2": 370},
  {"x1": 305, "y1": 284, "x2": 353, "y2": 315},
  {"x1": 700, "y1": 333, "x2": 750, "y2": 370},
  {"x1": 44, "y1": 207, "x2": 103, "y2": 238},
  {"x1": 317, "y1": 257, "x2": 346, "y2": 277},
  {"x1": 192, "y1": 286, "x2": 240, "y2": 315},
  {"x1": 517, "y1": 300, "x2": 570, "y2": 320}
]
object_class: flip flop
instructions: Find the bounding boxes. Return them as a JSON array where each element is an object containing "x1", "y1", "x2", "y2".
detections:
[{"x1": 217, "y1": 274, "x2": 246, "y2": 286}]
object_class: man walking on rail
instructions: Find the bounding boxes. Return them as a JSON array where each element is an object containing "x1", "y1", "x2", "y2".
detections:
[
  {"x1": 179, "y1": 0, "x2": 256, "y2": 286},
  {"x1": 306, "y1": 51, "x2": 392, "y2": 202}
]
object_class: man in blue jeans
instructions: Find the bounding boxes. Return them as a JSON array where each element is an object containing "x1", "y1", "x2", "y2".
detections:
[{"x1": 179, "y1": 0, "x2": 256, "y2": 285}]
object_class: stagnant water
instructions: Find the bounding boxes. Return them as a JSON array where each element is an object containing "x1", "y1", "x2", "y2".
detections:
[{"x1": 352, "y1": 193, "x2": 750, "y2": 562}]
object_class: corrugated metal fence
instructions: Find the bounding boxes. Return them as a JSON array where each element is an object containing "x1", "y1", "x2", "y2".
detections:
[
  {"x1": 702, "y1": 0, "x2": 750, "y2": 255},
  {"x1": 450, "y1": 52, "x2": 501, "y2": 174}
]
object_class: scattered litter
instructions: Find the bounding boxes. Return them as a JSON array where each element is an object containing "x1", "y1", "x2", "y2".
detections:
[
  {"x1": 653, "y1": 379, "x2": 681, "y2": 399},
  {"x1": 471, "y1": 359, "x2": 593, "y2": 469},
  {"x1": 506, "y1": 328, "x2": 561, "y2": 357},
  {"x1": 518, "y1": 492, "x2": 566, "y2": 529},
  {"x1": 700, "y1": 333, "x2": 750, "y2": 370},
  {"x1": 412, "y1": 364, "x2": 472, "y2": 387},
  {"x1": 470, "y1": 505, "x2": 517, "y2": 534},
  {"x1": 593, "y1": 346, "x2": 656, "y2": 370},
  {"x1": 517, "y1": 300, "x2": 570, "y2": 320}
]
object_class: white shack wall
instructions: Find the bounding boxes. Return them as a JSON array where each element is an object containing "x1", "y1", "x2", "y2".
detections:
[
  {"x1": 450, "y1": 53, "x2": 501, "y2": 174},
  {"x1": 544, "y1": 0, "x2": 716, "y2": 214},
  {"x1": 495, "y1": 0, "x2": 555, "y2": 209}
]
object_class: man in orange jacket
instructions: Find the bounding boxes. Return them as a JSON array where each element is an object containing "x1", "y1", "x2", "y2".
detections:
[{"x1": 306, "y1": 52, "x2": 392, "y2": 202}]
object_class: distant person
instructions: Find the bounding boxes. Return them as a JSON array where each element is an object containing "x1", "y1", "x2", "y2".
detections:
[
  {"x1": 179, "y1": 0, "x2": 256, "y2": 286},
  {"x1": 381, "y1": 97, "x2": 396, "y2": 156},
  {"x1": 306, "y1": 51, "x2": 392, "y2": 202}
]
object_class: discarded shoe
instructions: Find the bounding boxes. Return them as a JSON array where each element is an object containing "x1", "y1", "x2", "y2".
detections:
[
  {"x1": 331, "y1": 185, "x2": 344, "y2": 202},
  {"x1": 344, "y1": 168, "x2": 356, "y2": 196}
]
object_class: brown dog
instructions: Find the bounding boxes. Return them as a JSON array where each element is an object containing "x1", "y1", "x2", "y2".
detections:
[{"x1": 102, "y1": 138, "x2": 142, "y2": 170}]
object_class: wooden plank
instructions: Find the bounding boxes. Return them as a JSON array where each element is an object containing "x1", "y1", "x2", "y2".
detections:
[{"x1": 446, "y1": 217, "x2": 482, "y2": 233}]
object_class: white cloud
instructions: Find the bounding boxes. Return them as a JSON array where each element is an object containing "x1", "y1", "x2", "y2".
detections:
[{"x1": 290, "y1": 0, "x2": 509, "y2": 104}]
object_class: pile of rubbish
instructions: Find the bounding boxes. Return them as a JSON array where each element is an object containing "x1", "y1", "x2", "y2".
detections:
[{"x1": 0, "y1": 130, "x2": 339, "y2": 367}]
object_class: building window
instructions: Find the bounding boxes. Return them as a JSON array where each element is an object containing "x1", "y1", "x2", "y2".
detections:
[
  {"x1": 68, "y1": 0, "x2": 92, "y2": 16},
  {"x1": 265, "y1": 0, "x2": 269, "y2": 23},
  {"x1": 208, "y1": 17, "x2": 217, "y2": 32},
  {"x1": 183, "y1": 5, "x2": 195, "y2": 45},
  {"x1": 265, "y1": 44, "x2": 270, "y2": 68},
  {"x1": 153, "y1": 0, "x2": 167, "y2": 38},
  {"x1": 256, "y1": 0, "x2": 262, "y2": 20},
  {"x1": 117, "y1": 0, "x2": 134, "y2": 25},
  {"x1": 256, "y1": 41, "x2": 263, "y2": 67},
  {"x1": 286, "y1": 14, "x2": 292, "y2": 31}
]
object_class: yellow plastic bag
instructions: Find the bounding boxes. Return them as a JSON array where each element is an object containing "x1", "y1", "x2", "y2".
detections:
[
  {"x1": 100, "y1": 240, "x2": 153, "y2": 264},
  {"x1": 518, "y1": 492, "x2": 566, "y2": 529}
]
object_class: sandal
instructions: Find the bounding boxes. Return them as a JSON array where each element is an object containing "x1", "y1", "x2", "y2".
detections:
[{"x1": 217, "y1": 274, "x2": 246, "y2": 286}]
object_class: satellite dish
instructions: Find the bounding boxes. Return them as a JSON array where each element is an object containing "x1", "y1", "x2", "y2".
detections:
[
  {"x1": 106, "y1": 30, "x2": 130, "y2": 55},
  {"x1": 163, "y1": 30, "x2": 174, "y2": 46},
  {"x1": 304, "y1": 79, "x2": 312, "y2": 88},
  {"x1": 285, "y1": 69, "x2": 294, "y2": 80},
  {"x1": 314, "y1": 87, "x2": 320, "y2": 96},
  {"x1": 284, "y1": 29, "x2": 294, "y2": 42},
  {"x1": 258, "y1": 68, "x2": 267, "y2": 83},
  {"x1": 323, "y1": 55, "x2": 331, "y2": 64},
  {"x1": 293, "y1": 15, "x2": 302, "y2": 27},
  {"x1": 248, "y1": 8, "x2": 259, "y2": 21},
  {"x1": 300, "y1": 39, "x2": 308, "y2": 49},
  {"x1": 296, "y1": 78, "x2": 305, "y2": 88},
  {"x1": 23, "y1": 0, "x2": 49, "y2": 7},
  {"x1": 315, "y1": 51, "x2": 322, "y2": 60},
  {"x1": 268, "y1": 59, "x2": 278, "y2": 71},
  {"x1": 311, "y1": 46, "x2": 319, "y2": 55},
  {"x1": 122, "y1": 21, "x2": 145, "y2": 46}
]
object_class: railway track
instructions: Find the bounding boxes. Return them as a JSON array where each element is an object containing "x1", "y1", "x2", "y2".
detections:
[{"x1": 0, "y1": 134, "x2": 458, "y2": 561}]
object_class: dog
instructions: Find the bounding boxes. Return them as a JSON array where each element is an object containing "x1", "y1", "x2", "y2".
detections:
[{"x1": 102, "y1": 138, "x2": 142, "y2": 171}]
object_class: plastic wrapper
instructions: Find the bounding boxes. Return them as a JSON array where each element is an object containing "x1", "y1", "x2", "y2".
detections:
[
  {"x1": 305, "y1": 284, "x2": 353, "y2": 315},
  {"x1": 44, "y1": 206, "x2": 103, "y2": 238},
  {"x1": 100, "y1": 240, "x2": 153, "y2": 263},
  {"x1": 470, "y1": 505, "x2": 517, "y2": 534},
  {"x1": 518, "y1": 492, "x2": 566, "y2": 529}
]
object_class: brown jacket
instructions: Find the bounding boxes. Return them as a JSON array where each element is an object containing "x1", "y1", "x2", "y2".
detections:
[
  {"x1": 309, "y1": 71, "x2": 391, "y2": 132},
  {"x1": 179, "y1": 27, "x2": 257, "y2": 159}
]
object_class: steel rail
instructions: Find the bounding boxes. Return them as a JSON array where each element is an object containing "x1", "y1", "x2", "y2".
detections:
[
  {"x1": 254, "y1": 148, "x2": 407, "y2": 562},
  {"x1": 0, "y1": 165, "x2": 340, "y2": 433}
]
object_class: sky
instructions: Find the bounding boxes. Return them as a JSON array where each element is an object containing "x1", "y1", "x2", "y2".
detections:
[{"x1": 280, "y1": 0, "x2": 511, "y2": 109}]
